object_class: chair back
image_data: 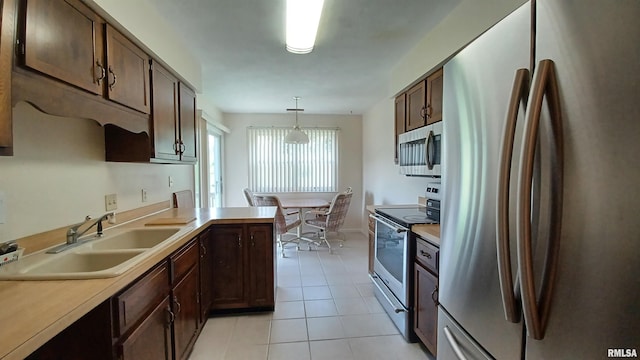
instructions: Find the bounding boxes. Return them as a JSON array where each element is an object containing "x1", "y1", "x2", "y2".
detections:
[
  {"x1": 172, "y1": 190, "x2": 195, "y2": 208},
  {"x1": 243, "y1": 188, "x2": 256, "y2": 206},
  {"x1": 324, "y1": 189, "x2": 353, "y2": 232},
  {"x1": 253, "y1": 195, "x2": 286, "y2": 235}
]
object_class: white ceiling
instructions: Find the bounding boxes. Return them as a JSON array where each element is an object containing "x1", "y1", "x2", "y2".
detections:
[{"x1": 146, "y1": 0, "x2": 462, "y2": 115}]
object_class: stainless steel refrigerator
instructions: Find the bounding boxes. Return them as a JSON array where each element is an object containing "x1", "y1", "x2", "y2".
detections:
[{"x1": 438, "y1": 1, "x2": 640, "y2": 359}]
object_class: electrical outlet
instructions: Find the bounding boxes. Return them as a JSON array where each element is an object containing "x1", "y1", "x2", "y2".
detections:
[
  {"x1": 168, "y1": 176, "x2": 174, "y2": 188},
  {"x1": 141, "y1": 189, "x2": 148, "y2": 202},
  {"x1": 105, "y1": 194, "x2": 117, "y2": 211}
]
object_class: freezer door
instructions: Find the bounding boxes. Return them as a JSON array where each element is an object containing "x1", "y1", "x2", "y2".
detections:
[
  {"x1": 438, "y1": 307, "x2": 493, "y2": 360},
  {"x1": 524, "y1": 0, "x2": 640, "y2": 358},
  {"x1": 439, "y1": 3, "x2": 530, "y2": 360}
]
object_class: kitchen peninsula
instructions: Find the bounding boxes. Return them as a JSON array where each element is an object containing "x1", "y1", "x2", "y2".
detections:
[{"x1": 0, "y1": 205, "x2": 277, "y2": 360}]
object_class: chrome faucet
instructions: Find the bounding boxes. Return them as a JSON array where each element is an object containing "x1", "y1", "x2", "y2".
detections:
[
  {"x1": 66, "y1": 212, "x2": 116, "y2": 244},
  {"x1": 47, "y1": 212, "x2": 116, "y2": 254}
]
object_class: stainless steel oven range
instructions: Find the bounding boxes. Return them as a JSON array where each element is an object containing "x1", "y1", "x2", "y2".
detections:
[{"x1": 369, "y1": 206, "x2": 437, "y2": 341}]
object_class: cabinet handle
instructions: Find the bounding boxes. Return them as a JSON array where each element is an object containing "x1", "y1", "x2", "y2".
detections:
[
  {"x1": 166, "y1": 306, "x2": 175, "y2": 324},
  {"x1": 250, "y1": 234, "x2": 255, "y2": 247},
  {"x1": 419, "y1": 106, "x2": 426, "y2": 120},
  {"x1": 420, "y1": 250, "x2": 432, "y2": 259},
  {"x1": 95, "y1": 61, "x2": 106, "y2": 85},
  {"x1": 426, "y1": 104, "x2": 432, "y2": 119},
  {"x1": 238, "y1": 235, "x2": 242, "y2": 247},
  {"x1": 180, "y1": 141, "x2": 186, "y2": 154},
  {"x1": 200, "y1": 242, "x2": 207, "y2": 255},
  {"x1": 174, "y1": 295, "x2": 182, "y2": 314},
  {"x1": 108, "y1": 66, "x2": 117, "y2": 90},
  {"x1": 431, "y1": 284, "x2": 439, "y2": 305},
  {"x1": 174, "y1": 140, "x2": 182, "y2": 155}
]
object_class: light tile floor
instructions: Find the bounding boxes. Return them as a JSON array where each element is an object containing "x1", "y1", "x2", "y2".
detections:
[{"x1": 189, "y1": 232, "x2": 435, "y2": 360}]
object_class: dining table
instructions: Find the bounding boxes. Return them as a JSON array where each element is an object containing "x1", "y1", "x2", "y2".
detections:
[{"x1": 279, "y1": 197, "x2": 330, "y2": 240}]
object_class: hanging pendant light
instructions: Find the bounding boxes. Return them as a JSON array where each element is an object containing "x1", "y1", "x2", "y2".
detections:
[{"x1": 284, "y1": 96, "x2": 309, "y2": 144}]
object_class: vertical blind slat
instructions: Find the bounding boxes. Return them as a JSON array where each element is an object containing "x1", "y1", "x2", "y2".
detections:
[{"x1": 247, "y1": 127, "x2": 337, "y2": 192}]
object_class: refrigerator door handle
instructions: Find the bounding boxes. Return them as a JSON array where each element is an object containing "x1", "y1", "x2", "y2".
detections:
[
  {"x1": 443, "y1": 326, "x2": 469, "y2": 360},
  {"x1": 496, "y1": 68, "x2": 529, "y2": 323},
  {"x1": 517, "y1": 59, "x2": 564, "y2": 340}
]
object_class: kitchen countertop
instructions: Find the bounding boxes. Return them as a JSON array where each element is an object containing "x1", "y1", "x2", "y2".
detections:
[
  {"x1": 412, "y1": 224, "x2": 441, "y2": 247},
  {"x1": 0, "y1": 206, "x2": 277, "y2": 360}
]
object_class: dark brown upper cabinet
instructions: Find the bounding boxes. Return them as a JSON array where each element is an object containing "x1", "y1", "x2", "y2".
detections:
[
  {"x1": 151, "y1": 61, "x2": 180, "y2": 161},
  {"x1": 406, "y1": 80, "x2": 426, "y2": 131},
  {"x1": 20, "y1": 0, "x2": 150, "y2": 114},
  {"x1": 394, "y1": 93, "x2": 406, "y2": 164},
  {"x1": 105, "y1": 24, "x2": 150, "y2": 114},
  {"x1": 0, "y1": 0, "x2": 16, "y2": 156},
  {"x1": 150, "y1": 61, "x2": 197, "y2": 163},
  {"x1": 22, "y1": 0, "x2": 104, "y2": 95},
  {"x1": 178, "y1": 83, "x2": 197, "y2": 163},
  {"x1": 425, "y1": 68, "x2": 443, "y2": 125}
]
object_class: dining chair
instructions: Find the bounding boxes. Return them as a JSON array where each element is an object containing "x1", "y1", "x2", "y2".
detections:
[
  {"x1": 243, "y1": 188, "x2": 256, "y2": 206},
  {"x1": 172, "y1": 190, "x2": 195, "y2": 208},
  {"x1": 253, "y1": 195, "x2": 301, "y2": 257},
  {"x1": 302, "y1": 187, "x2": 353, "y2": 254}
]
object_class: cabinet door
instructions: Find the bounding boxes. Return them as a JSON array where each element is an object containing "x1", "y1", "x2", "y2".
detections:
[
  {"x1": 247, "y1": 224, "x2": 275, "y2": 308},
  {"x1": 210, "y1": 225, "x2": 246, "y2": 309},
  {"x1": 151, "y1": 61, "x2": 179, "y2": 161},
  {"x1": 172, "y1": 266, "x2": 199, "y2": 360},
  {"x1": 22, "y1": 0, "x2": 104, "y2": 94},
  {"x1": 105, "y1": 24, "x2": 150, "y2": 114},
  {"x1": 406, "y1": 81, "x2": 426, "y2": 131},
  {"x1": 394, "y1": 94, "x2": 406, "y2": 164},
  {"x1": 178, "y1": 83, "x2": 197, "y2": 162},
  {"x1": 426, "y1": 68, "x2": 443, "y2": 125},
  {"x1": 119, "y1": 296, "x2": 172, "y2": 360},
  {"x1": 414, "y1": 263, "x2": 438, "y2": 356},
  {"x1": 199, "y1": 230, "x2": 212, "y2": 324},
  {"x1": 114, "y1": 262, "x2": 170, "y2": 338},
  {"x1": 0, "y1": 0, "x2": 16, "y2": 156}
]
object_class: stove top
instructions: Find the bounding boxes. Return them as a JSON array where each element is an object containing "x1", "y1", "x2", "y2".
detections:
[{"x1": 375, "y1": 207, "x2": 438, "y2": 227}]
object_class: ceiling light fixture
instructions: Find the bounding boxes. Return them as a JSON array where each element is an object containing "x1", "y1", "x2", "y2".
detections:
[
  {"x1": 285, "y1": 0, "x2": 325, "y2": 54},
  {"x1": 284, "y1": 97, "x2": 309, "y2": 144}
]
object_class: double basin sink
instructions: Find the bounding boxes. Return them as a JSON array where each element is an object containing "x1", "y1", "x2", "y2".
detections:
[{"x1": 0, "y1": 227, "x2": 193, "y2": 280}]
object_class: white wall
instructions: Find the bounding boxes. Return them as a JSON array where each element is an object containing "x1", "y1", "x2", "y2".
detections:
[
  {"x1": 361, "y1": 0, "x2": 527, "y2": 233},
  {"x1": 0, "y1": 103, "x2": 193, "y2": 243},
  {"x1": 362, "y1": 99, "x2": 433, "y2": 207},
  {"x1": 223, "y1": 113, "x2": 362, "y2": 230},
  {"x1": 390, "y1": 0, "x2": 527, "y2": 95}
]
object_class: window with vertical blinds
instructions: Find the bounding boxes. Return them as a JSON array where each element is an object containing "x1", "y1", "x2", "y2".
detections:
[{"x1": 247, "y1": 127, "x2": 338, "y2": 192}]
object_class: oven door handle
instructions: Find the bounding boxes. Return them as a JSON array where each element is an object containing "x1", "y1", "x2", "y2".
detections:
[{"x1": 369, "y1": 214, "x2": 409, "y2": 233}]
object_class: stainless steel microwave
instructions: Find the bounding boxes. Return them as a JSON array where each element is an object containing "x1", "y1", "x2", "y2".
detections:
[{"x1": 398, "y1": 122, "x2": 442, "y2": 177}]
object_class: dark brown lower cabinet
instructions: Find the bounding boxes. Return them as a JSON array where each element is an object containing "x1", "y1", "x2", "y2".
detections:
[
  {"x1": 118, "y1": 296, "x2": 172, "y2": 360},
  {"x1": 414, "y1": 262, "x2": 438, "y2": 356},
  {"x1": 26, "y1": 222, "x2": 275, "y2": 359},
  {"x1": 198, "y1": 229, "x2": 213, "y2": 325},
  {"x1": 209, "y1": 224, "x2": 275, "y2": 311},
  {"x1": 172, "y1": 265, "x2": 199, "y2": 360},
  {"x1": 25, "y1": 300, "x2": 114, "y2": 360}
]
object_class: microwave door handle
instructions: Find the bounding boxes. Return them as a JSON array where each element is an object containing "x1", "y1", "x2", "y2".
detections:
[
  {"x1": 426, "y1": 130, "x2": 435, "y2": 170},
  {"x1": 517, "y1": 59, "x2": 564, "y2": 341},
  {"x1": 496, "y1": 68, "x2": 529, "y2": 323}
]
